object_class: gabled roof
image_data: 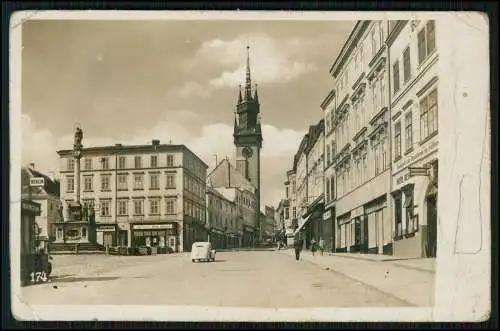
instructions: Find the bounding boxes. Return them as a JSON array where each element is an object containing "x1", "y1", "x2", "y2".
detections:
[
  {"x1": 21, "y1": 167, "x2": 60, "y2": 198},
  {"x1": 206, "y1": 158, "x2": 255, "y2": 193}
]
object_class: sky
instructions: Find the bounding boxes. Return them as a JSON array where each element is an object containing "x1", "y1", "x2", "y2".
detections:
[{"x1": 21, "y1": 18, "x2": 355, "y2": 208}]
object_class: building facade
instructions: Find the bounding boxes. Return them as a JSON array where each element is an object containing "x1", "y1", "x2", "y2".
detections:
[
  {"x1": 57, "y1": 140, "x2": 208, "y2": 252},
  {"x1": 21, "y1": 163, "x2": 61, "y2": 248},
  {"x1": 328, "y1": 20, "x2": 393, "y2": 254},
  {"x1": 388, "y1": 19, "x2": 438, "y2": 258},
  {"x1": 206, "y1": 185, "x2": 238, "y2": 249},
  {"x1": 321, "y1": 89, "x2": 338, "y2": 252},
  {"x1": 303, "y1": 120, "x2": 325, "y2": 247}
]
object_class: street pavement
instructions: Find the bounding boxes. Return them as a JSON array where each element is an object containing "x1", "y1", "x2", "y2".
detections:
[
  {"x1": 20, "y1": 250, "x2": 416, "y2": 308},
  {"x1": 277, "y1": 249, "x2": 435, "y2": 306}
]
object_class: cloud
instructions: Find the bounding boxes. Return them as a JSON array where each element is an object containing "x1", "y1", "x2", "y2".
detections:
[
  {"x1": 21, "y1": 114, "x2": 302, "y2": 208},
  {"x1": 191, "y1": 33, "x2": 318, "y2": 89},
  {"x1": 173, "y1": 81, "x2": 212, "y2": 99}
]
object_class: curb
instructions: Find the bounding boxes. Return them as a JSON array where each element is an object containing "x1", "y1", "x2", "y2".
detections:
[{"x1": 276, "y1": 250, "x2": 417, "y2": 307}]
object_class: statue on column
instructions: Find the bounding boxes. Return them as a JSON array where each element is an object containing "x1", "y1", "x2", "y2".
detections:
[{"x1": 74, "y1": 127, "x2": 83, "y2": 149}]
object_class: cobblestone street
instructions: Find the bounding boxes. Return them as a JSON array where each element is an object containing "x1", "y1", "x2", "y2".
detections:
[{"x1": 20, "y1": 250, "x2": 419, "y2": 308}]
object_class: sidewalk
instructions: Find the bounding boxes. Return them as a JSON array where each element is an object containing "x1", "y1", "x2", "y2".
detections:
[{"x1": 277, "y1": 249, "x2": 435, "y2": 307}]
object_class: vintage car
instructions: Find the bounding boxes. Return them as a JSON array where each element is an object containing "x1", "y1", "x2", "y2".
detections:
[{"x1": 190, "y1": 242, "x2": 216, "y2": 262}]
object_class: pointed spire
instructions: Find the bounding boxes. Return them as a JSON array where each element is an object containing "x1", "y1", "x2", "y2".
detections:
[
  {"x1": 254, "y1": 83, "x2": 259, "y2": 104},
  {"x1": 245, "y1": 45, "x2": 252, "y2": 101},
  {"x1": 237, "y1": 84, "x2": 242, "y2": 104}
]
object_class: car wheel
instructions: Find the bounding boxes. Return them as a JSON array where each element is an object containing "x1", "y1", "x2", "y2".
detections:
[{"x1": 192, "y1": 259, "x2": 195, "y2": 263}]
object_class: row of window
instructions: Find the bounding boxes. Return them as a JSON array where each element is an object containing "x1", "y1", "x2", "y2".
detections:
[
  {"x1": 337, "y1": 21, "x2": 385, "y2": 102},
  {"x1": 282, "y1": 206, "x2": 297, "y2": 220},
  {"x1": 393, "y1": 21, "x2": 436, "y2": 95},
  {"x1": 394, "y1": 88, "x2": 438, "y2": 160},
  {"x1": 183, "y1": 199, "x2": 206, "y2": 223},
  {"x1": 67, "y1": 173, "x2": 179, "y2": 192},
  {"x1": 88, "y1": 197, "x2": 178, "y2": 217},
  {"x1": 67, "y1": 154, "x2": 176, "y2": 171}
]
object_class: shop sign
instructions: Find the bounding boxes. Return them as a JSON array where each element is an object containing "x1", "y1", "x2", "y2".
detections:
[
  {"x1": 395, "y1": 138, "x2": 439, "y2": 171},
  {"x1": 22, "y1": 200, "x2": 41, "y2": 215},
  {"x1": 396, "y1": 172, "x2": 412, "y2": 185},
  {"x1": 322, "y1": 210, "x2": 332, "y2": 221},
  {"x1": 98, "y1": 226, "x2": 115, "y2": 232},
  {"x1": 133, "y1": 224, "x2": 174, "y2": 230},
  {"x1": 30, "y1": 177, "x2": 45, "y2": 187}
]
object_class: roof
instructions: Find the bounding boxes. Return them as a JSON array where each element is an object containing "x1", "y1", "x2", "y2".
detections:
[
  {"x1": 329, "y1": 21, "x2": 371, "y2": 78},
  {"x1": 57, "y1": 143, "x2": 209, "y2": 169},
  {"x1": 21, "y1": 167, "x2": 60, "y2": 198},
  {"x1": 206, "y1": 185, "x2": 235, "y2": 205},
  {"x1": 206, "y1": 158, "x2": 256, "y2": 193}
]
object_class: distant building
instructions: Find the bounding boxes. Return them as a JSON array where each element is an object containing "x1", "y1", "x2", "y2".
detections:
[
  {"x1": 56, "y1": 140, "x2": 208, "y2": 252},
  {"x1": 21, "y1": 163, "x2": 61, "y2": 248},
  {"x1": 207, "y1": 159, "x2": 257, "y2": 247},
  {"x1": 263, "y1": 205, "x2": 276, "y2": 239},
  {"x1": 275, "y1": 198, "x2": 289, "y2": 245},
  {"x1": 293, "y1": 119, "x2": 325, "y2": 250},
  {"x1": 388, "y1": 19, "x2": 438, "y2": 258},
  {"x1": 206, "y1": 185, "x2": 238, "y2": 249}
]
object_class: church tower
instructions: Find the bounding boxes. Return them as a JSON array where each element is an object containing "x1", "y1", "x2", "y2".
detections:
[{"x1": 233, "y1": 46, "x2": 263, "y2": 212}]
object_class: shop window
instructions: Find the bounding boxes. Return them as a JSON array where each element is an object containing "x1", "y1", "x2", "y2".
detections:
[
  {"x1": 82, "y1": 228, "x2": 87, "y2": 238},
  {"x1": 404, "y1": 191, "x2": 418, "y2": 235}
]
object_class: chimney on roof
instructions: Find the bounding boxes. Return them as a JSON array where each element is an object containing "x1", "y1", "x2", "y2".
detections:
[
  {"x1": 152, "y1": 139, "x2": 160, "y2": 146},
  {"x1": 29, "y1": 162, "x2": 35, "y2": 169},
  {"x1": 115, "y1": 143, "x2": 122, "y2": 147}
]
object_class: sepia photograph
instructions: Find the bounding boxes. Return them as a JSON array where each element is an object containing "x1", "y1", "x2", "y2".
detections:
[{"x1": 10, "y1": 10, "x2": 490, "y2": 322}]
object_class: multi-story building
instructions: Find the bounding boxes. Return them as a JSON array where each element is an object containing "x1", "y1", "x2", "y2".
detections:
[
  {"x1": 56, "y1": 140, "x2": 208, "y2": 252},
  {"x1": 303, "y1": 119, "x2": 325, "y2": 246},
  {"x1": 207, "y1": 158, "x2": 258, "y2": 247},
  {"x1": 321, "y1": 89, "x2": 338, "y2": 252},
  {"x1": 21, "y1": 163, "x2": 61, "y2": 248},
  {"x1": 291, "y1": 119, "x2": 325, "y2": 250},
  {"x1": 206, "y1": 185, "x2": 238, "y2": 249},
  {"x1": 387, "y1": 19, "x2": 438, "y2": 258},
  {"x1": 275, "y1": 198, "x2": 289, "y2": 245},
  {"x1": 328, "y1": 20, "x2": 393, "y2": 254},
  {"x1": 282, "y1": 169, "x2": 296, "y2": 245},
  {"x1": 263, "y1": 205, "x2": 276, "y2": 240}
]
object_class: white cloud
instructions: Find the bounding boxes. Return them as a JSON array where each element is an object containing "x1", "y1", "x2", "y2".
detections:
[
  {"x1": 21, "y1": 114, "x2": 302, "y2": 207},
  {"x1": 192, "y1": 33, "x2": 318, "y2": 88},
  {"x1": 174, "y1": 81, "x2": 212, "y2": 99}
]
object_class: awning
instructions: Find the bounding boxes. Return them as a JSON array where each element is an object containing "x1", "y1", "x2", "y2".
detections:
[{"x1": 294, "y1": 215, "x2": 312, "y2": 235}]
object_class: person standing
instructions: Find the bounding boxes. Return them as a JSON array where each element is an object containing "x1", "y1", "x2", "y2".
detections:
[
  {"x1": 319, "y1": 237, "x2": 325, "y2": 256},
  {"x1": 293, "y1": 236, "x2": 303, "y2": 260},
  {"x1": 311, "y1": 237, "x2": 317, "y2": 256}
]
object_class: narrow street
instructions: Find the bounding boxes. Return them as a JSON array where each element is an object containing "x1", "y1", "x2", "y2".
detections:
[{"x1": 21, "y1": 250, "x2": 413, "y2": 307}]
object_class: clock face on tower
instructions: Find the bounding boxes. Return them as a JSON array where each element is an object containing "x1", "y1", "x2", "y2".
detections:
[{"x1": 242, "y1": 146, "x2": 253, "y2": 159}]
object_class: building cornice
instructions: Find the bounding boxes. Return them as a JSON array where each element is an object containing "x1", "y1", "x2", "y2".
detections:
[
  {"x1": 387, "y1": 20, "x2": 409, "y2": 47},
  {"x1": 320, "y1": 88, "x2": 337, "y2": 111},
  {"x1": 329, "y1": 21, "x2": 371, "y2": 78}
]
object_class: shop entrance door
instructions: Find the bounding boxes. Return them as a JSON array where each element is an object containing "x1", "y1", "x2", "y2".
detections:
[
  {"x1": 103, "y1": 233, "x2": 113, "y2": 247},
  {"x1": 426, "y1": 195, "x2": 437, "y2": 257}
]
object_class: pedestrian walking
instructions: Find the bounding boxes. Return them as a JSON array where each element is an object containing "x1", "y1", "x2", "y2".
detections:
[
  {"x1": 293, "y1": 237, "x2": 303, "y2": 260},
  {"x1": 319, "y1": 238, "x2": 325, "y2": 256},
  {"x1": 311, "y1": 237, "x2": 317, "y2": 256}
]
